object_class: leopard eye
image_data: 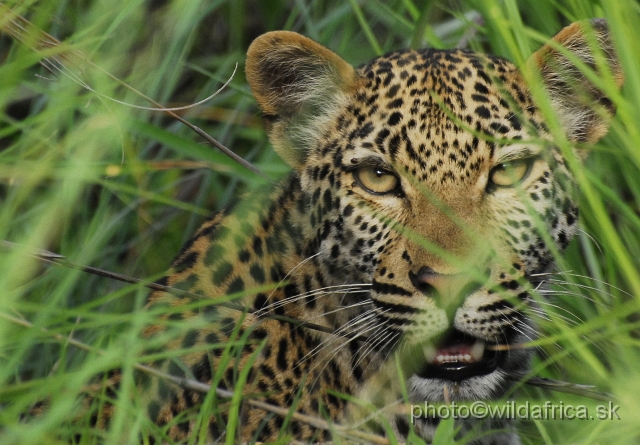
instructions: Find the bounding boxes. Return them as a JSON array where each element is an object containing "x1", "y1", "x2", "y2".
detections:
[
  {"x1": 489, "y1": 159, "x2": 532, "y2": 187},
  {"x1": 354, "y1": 165, "x2": 399, "y2": 195}
]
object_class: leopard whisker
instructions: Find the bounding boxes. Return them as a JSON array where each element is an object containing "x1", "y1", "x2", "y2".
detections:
[
  {"x1": 256, "y1": 284, "x2": 371, "y2": 317},
  {"x1": 256, "y1": 289, "x2": 355, "y2": 316},
  {"x1": 297, "y1": 308, "x2": 380, "y2": 367},
  {"x1": 512, "y1": 319, "x2": 555, "y2": 357},
  {"x1": 554, "y1": 272, "x2": 630, "y2": 297},
  {"x1": 530, "y1": 270, "x2": 572, "y2": 278},
  {"x1": 348, "y1": 317, "x2": 392, "y2": 367},
  {"x1": 523, "y1": 306, "x2": 553, "y2": 322},
  {"x1": 302, "y1": 300, "x2": 373, "y2": 326},
  {"x1": 528, "y1": 301, "x2": 584, "y2": 325},
  {"x1": 534, "y1": 268, "x2": 630, "y2": 299},
  {"x1": 536, "y1": 287, "x2": 602, "y2": 305},
  {"x1": 577, "y1": 228, "x2": 605, "y2": 258},
  {"x1": 365, "y1": 330, "x2": 402, "y2": 375},
  {"x1": 493, "y1": 309, "x2": 528, "y2": 364},
  {"x1": 545, "y1": 278, "x2": 621, "y2": 301},
  {"x1": 523, "y1": 305, "x2": 607, "y2": 361},
  {"x1": 265, "y1": 252, "x2": 323, "y2": 303},
  {"x1": 300, "y1": 314, "x2": 381, "y2": 378},
  {"x1": 263, "y1": 283, "x2": 370, "y2": 302},
  {"x1": 352, "y1": 325, "x2": 391, "y2": 370},
  {"x1": 357, "y1": 325, "x2": 400, "y2": 374}
]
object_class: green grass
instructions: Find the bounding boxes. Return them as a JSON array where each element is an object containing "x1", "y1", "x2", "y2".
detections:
[{"x1": 0, "y1": 0, "x2": 639, "y2": 444}]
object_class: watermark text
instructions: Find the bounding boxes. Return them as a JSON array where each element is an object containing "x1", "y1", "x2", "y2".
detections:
[{"x1": 410, "y1": 401, "x2": 620, "y2": 423}]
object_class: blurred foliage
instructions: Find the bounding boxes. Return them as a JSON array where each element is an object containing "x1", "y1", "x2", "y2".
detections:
[{"x1": 0, "y1": 0, "x2": 639, "y2": 443}]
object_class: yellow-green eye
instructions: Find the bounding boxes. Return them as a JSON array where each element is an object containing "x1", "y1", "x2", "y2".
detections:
[
  {"x1": 489, "y1": 159, "x2": 532, "y2": 187},
  {"x1": 354, "y1": 166, "x2": 399, "y2": 195}
]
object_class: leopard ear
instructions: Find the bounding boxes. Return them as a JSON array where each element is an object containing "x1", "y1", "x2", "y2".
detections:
[
  {"x1": 246, "y1": 31, "x2": 358, "y2": 168},
  {"x1": 530, "y1": 18, "x2": 623, "y2": 144}
]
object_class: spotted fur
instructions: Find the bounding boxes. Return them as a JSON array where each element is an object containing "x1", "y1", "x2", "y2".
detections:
[{"x1": 137, "y1": 19, "x2": 621, "y2": 443}]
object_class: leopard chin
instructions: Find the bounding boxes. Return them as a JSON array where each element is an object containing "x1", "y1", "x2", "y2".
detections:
[
  {"x1": 403, "y1": 328, "x2": 533, "y2": 402},
  {"x1": 398, "y1": 330, "x2": 532, "y2": 445}
]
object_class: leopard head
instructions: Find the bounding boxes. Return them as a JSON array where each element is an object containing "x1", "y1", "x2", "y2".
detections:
[{"x1": 245, "y1": 18, "x2": 622, "y2": 420}]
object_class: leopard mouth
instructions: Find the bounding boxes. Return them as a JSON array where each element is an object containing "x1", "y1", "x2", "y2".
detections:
[{"x1": 416, "y1": 330, "x2": 502, "y2": 382}]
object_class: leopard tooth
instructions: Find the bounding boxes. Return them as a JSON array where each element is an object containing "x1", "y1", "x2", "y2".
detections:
[
  {"x1": 423, "y1": 344, "x2": 437, "y2": 363},
  {"x1": 470, "y1": 340, "x2": 485, "y2": 362}
]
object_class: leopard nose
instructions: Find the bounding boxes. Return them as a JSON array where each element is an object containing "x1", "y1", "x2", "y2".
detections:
[{"x1": 409, "y1": 266, "x2": 486, "y2": 306}]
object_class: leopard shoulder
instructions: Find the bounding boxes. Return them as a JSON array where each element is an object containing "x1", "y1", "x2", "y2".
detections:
[{"x1": 140, "y1": 19, "x2": 622, "y2": 443}]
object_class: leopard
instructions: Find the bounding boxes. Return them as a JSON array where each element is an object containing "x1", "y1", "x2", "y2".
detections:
[{"x1": 131, "y1": 18, "x2": 622, "y2": 444}]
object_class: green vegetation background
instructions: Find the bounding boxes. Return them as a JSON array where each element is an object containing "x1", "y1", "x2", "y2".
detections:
[{"x1": 0, "y1": 0, "x2": 639, "y2": 443}]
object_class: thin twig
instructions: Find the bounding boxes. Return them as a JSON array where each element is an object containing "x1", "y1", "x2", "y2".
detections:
[
  {"x1": 0, "y1": 240, "x2": 341, "y2": 337},
  {"x1": 505, "y1": 371, "x2": 614, "y2": 402},
  {"x1": 0, "y1": 311, "x2": 389, "y2": 444},
  {"x1": 0, "y1": 3, "x2": 270, "y2": 180}
]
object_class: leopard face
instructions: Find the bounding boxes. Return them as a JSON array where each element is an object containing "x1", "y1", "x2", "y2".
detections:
[
  {"x1": 299, "y1": 47, "x2": 565, "y2": 404},
  {"x1": 146, "y1": 19, "x2": 621, "y2": 443}
]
